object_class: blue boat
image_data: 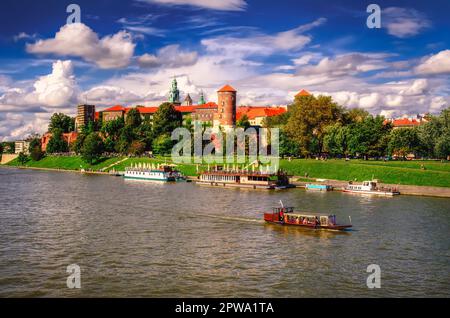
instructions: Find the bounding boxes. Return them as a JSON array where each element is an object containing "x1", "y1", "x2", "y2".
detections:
[{"x1": 305, "y1": 184, "x2": 333, "y2": 191}]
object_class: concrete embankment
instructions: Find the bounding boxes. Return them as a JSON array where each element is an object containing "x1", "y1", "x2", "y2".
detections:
[
  {"x1": 292, "y1": 177, "x2": 450, "y2": 198},
  {"x1": 0, "y1": 154, "x2": 18, "y2": 164}
]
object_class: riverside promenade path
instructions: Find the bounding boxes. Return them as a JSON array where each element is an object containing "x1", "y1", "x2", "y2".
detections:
[{"x1": 292, "y1": 177, "x2": 450, "y2": 198}]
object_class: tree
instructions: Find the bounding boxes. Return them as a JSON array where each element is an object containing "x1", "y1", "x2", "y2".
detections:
[
  {"x1": 81, "y1": 133, "x2": 104, "y2": 164},
  {"x1": 279, "y1": 130, "x2": 299, "y2": 157},
  {"x1": 388, "y1": 128, "x2": 421, "y2": 159},
  {"x1": 128, "y1": 140, "x2": 146, "y2": 156},
  {"x1": 71, "y1": 132, "x2": 86, "y2": 154},
  {"x1": 262, "y1": 111, "x2": 290, "y2": 128},
  {"x1": 29, "y1": 137, "x2": 44, "y2": 161},
  {"x1": 17, "y1": 152, "x2": 28, "y2": 165},
  {"x1": 323, "y1": 123, "x2": 350, "y2": 157},
  {"x1": 435, "y1": 134, "x2": 450, "y2": 159},
  {"x1": 237, "y1": 114, "x2": 251, "y2": 129},
  {"x1": 418, "y1": 107, "x2": 450, "y2": 158},
  {"x1": 115, "y1": 126, "x2": 134, "y2": 154},
  {"x1": 285, "y1": 95, "x2": 343, "y2": 156},
  {"x1": 101, "y1": 117, "x2": 125, "y2": 152},
  {"x1": 135, "y1": 118, "x2": 153, "y2": 150},
  {"x1": 46, "y1": 128, "x2": 69, "y2": 153},
  {"x1": 152, "y1": 134, "x2": 173, "y2": 155},
  {"x1": 126, "y1": 108, "x2": 142, "y2": 128},
  {"x1": 1, "y1": 142, "x2": 15, "y2": 154},
  {"x1": 343, "y1": 108, "x2": 370, "y2": 125},
  {"x1": 347, "y1": 116, "x2": 391, "y2": 159},
  {"x1": 151, "y1": 103, "x2": 182, "y2": 138},
  {"x1": 49, "y1": 113, "x2": 75, "y2": 133}
]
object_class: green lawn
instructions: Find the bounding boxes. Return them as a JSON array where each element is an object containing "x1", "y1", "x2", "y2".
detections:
[
  {"x1": 105, "y1": 157, "x2": 200, "y2": 176},
  {"x1": 5, "y1": 155, "x2": 123, "y2": 171},
  {"x1": 279, "y1": 159, "x2": 450, "y2": 188}
]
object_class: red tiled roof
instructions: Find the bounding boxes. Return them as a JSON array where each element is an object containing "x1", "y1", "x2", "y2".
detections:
[
  {"x1": 218, "y1": 84, "x2": 237, "y2": 92},
  {"x1": 237, "y1": 106, "x2": 287, "y2": 120},
  {"x1": 127, "y1": 107, "x2": 158, "y2": 114},
  {"x1": 295, "y1": 89, "x2": 311, "y2": 97},
  {"x1": 102, "y1": 105, "x2": 126, "y2": 112},
  {"x1": 101, "y1": 102, "x2": 218, "y2": 115},
  {"x1": 392, "y1": 119, "x2": 421, "y2": 127}
]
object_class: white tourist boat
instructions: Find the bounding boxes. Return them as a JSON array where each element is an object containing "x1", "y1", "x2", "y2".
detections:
[
  {"x1": 196, "y1": 165, "x2": 292, "y2": 190},
  {"x1": 343, "y1": 180, "x2": 400, "y2": 196},
  {"x1": 124, "y1": 163, "x2": 177, "y2": 182}
]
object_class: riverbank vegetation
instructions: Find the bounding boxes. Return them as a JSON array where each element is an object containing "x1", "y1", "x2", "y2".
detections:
[
  {"x1": 265, "y1": 95, "x2": 450, "y2": 160},
  {"x1": 5, "y1": 155, "x2": 123, "y2": 171}
]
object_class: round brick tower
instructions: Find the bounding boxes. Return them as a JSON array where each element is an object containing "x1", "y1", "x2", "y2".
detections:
[{"x1": 215, "y1": 84, "x2": 237, "y2": 128}]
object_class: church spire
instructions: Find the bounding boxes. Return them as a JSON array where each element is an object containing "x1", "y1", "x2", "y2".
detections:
[
  {"x1": 199, "y1": 90, "x2": 206, "y2": 105},
  {"x1": 168, "y1": 77, "x2": 181, "y2": 105},
  {"x1": 184, "y1": 93, "x2": 193, "y2": 106}
]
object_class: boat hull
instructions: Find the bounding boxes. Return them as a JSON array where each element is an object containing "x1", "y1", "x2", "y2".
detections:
[
  {"x1": 124, "y1": 176, "x2": 175, "y2": 182},
  {"x1": 305, "y1": 184, "x2": 333, "y2": 191},
  {"x1": 264, "y1": 212, "x2": 352, "y2": 231},
  {"x1": 196, "y1": 181, "x2": 276, "y2": 190},
  {"x1": 343, "y1": 189, "x2": 399, "y2": 196},
  {"x1": 264, "y1": 219, "x2": 352, "y2": 231}
]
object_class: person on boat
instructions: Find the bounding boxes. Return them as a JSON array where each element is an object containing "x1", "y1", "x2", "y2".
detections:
[{"x1": 279, "y1": 209, "x2": 284, "y2": 223}]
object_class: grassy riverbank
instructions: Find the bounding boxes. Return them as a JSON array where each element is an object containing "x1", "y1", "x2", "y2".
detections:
[
  {"x1": 279, "y1": 159, "x2": 450, "y2": 188},
  {"x1": 4, "y1": 156, "x2": 123, "y2": 171},
  {"x1": 3, "y1": 155, "x2": 449, "y2": 188}
]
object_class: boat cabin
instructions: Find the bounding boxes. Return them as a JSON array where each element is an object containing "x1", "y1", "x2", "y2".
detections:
[
  {"x1": 264, "y1": 207, "x2": 338, "y2": 227},
  {"x1": 198, "y1": 166, "x2": 291, "y2": 189},
  {"x1": 347, "y1": 180, "x2": 377, "y2": 191}
]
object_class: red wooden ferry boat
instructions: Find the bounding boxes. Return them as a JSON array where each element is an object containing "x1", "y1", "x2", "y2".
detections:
[{"x1": 264, "y1": 204, "x2": 352, "y2": 231}]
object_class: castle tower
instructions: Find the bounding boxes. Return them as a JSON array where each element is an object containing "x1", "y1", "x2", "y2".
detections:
[
  {"x1": 168, "y1": 78, "x2": 181, "y2": 105},
  {"x1": 184, "y1": 94, "x2": 193, "y2": 106},
  {"x1": 75, "y1": 104, "x2": 95, "y2": 132},
  {"x1": 199, "y1": 91, "x2": 206, "y2": 105},
  {"x1": 214, "y1": 84, "x2": 237, "y2": 128}
]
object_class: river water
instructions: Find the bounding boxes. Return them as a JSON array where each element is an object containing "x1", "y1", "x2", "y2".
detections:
[{"x1": 0, "y1": 167, "x2": 449, "y2": 297}]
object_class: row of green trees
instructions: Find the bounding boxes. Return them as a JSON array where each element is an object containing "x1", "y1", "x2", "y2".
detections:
[
  {"x1": 29, "y1": 94, "x2": 450, "y2": 164},
  {"x1": 264, "y1": 94, "x2": 450, "y2": 159},
  {"x1": 44, "y1": 103, "x2": 184, "y2": 163}
]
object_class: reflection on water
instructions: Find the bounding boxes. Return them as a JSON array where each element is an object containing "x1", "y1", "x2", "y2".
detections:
[{"x1": 0, "y1": 168, "x2": 449, "y2": 297}]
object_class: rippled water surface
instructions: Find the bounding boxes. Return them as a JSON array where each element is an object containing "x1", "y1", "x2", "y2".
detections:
[{"x1": 0, "y1": 168, "x2": 449, "y2": 297}]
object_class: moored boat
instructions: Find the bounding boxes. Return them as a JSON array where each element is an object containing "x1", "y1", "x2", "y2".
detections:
[
  {"x1": 124, "y1": 163, "x2": 182, "y2": 182},
  {"x1": 305, "y1": 183, "x2": 333, "y2": 191},
  {"x1": 343, "y1": 180, "x2": 400, "y2": 196},
  {"x1": 264, "y1": 203, "x2": 352, "y2": 231},
  {"x1": 196, "y1": 166, "x2": 293, "y2": 190}
]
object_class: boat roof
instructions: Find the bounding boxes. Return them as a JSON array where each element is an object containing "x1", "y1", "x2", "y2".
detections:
[
  {"x1": 202, "y1": 171, "x2": 282, "y2": 177},
  {"x1": 273, "y1": 207, "x2": 333, "y2": 217}
]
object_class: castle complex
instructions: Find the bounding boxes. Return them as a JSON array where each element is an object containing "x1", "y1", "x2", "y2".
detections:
[{"x1": 97, "y1": 79, "x2": 290, "y2": 130}]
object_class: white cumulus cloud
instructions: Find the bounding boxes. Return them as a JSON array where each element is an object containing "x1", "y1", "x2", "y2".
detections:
[
  {"x1": 415, "y1": 50, "x2": 450, "y2": 75},
  {"x1": 26, "y1": 23, "x2": 135, "y2": 69},
  {"x1": 137, "y1": 45, "x2": 198, "y2": 68},
  {"x1": 383, "y1": 7, "x2": 431, "y2": 38}
]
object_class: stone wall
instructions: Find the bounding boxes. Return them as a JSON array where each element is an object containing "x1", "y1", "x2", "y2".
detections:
[{"x1": 0, "y1": 154, "x2": 18, "y2": 164}]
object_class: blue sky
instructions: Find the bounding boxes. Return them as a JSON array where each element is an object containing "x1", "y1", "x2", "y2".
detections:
[{"x1": 1, "y1": 0, "x2": 449, "y2": 140}]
